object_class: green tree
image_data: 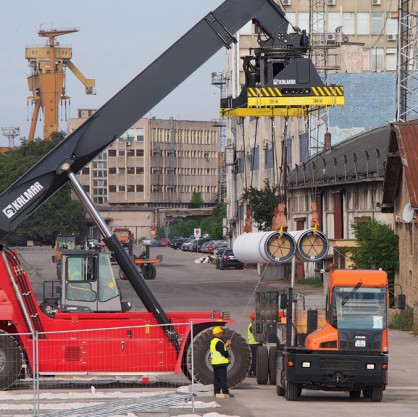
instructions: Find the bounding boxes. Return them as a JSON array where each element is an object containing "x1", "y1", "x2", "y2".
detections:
[
  {"x1": 189, "y1": 192, "x2": 203, "y2": 208},
  {"x1": 351, "y1": 217, "x2": 399, "y2": 302},
  {"x1": 241, "y1": 179, "x2": 281, "y2": 231},
  {"x1": 0, "y1": 133, "x2": 86, "y2": 243}
]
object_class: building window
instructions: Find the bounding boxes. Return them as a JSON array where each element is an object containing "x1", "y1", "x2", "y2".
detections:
[
  {"x1": 127, "y1": 149, "x2": 135, "y2": 157},
  {"x1": 118, "y1": 186, "x2": 125, "y2": 192},
  {"x1": 342, "y1": 13, "x2": 355, "y2": 35},
  {"x1": 386, "y1": 18, "x2": 398, "y2": 35},
  {"x1": 328, "y1": 13, "x2": 341, "y2": 33},
  {"x1": 127, "y1": 128, "x2": 135, "y2": 142},
  {"x1": 370, "y1": 48, "x2": 384, "y2": 71},
  {"x1": 136, "y1": 149, "x2": 144, "y2": 157},
  {"x1": 127, "y1": 185, "x2": 135, "y2": 192},
  {"x1": 386, "y1": 48, "x2": 397, "y2": 71},
  {"x1": 109, "y1": 167, "x2": 116, "y2": 174},
  {"x1": 265, "y1": 149, "x2": 274, "y2": 169},
  {"x1": 119, "y1": 168, "x2": 125, "y2": 175},
  {"x1": 108, "y1": 150, "x2": 116, "y2": 157},
  {"x1": 299, "y1": 133, "x2": 308, "y2": 162},
  {"x1": 119, "y1": 150, "x2": 125, "y2": 156},
  {"x1": 136, "y1": 128, "x2": 144, "y2": 142},
  {"x1": 136, "y1": 167, "x2": 144, "y2": 174},
  {"x1": 371, "y1": 13, "x2": 384, "y2": 34},
  {"x1": 127, "y1": 167, "x2": 135, "y2": 174},
  {"x1": 109, "y1": 185, "x2": 116, "y2": 192},
  {"x1": 357, "y1": 13, "x2": 370, "y2": 35},
  {"x1": 136, "y1": 185, "x2": 144, "y2": 192},
  {"x1": 82, "y1": 185, "x2": 90, "y2": 192},
  {"x1": 81, "y1": 167, "x2": 89, "y2": 175},
  {"x1": 362, "y1": 49, "x2": 370, "y2": 71},
  {"x1": 298, "y1": 12, "x2": 309, "y2": 32}
]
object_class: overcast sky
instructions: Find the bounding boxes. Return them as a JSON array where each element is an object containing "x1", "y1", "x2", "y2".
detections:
[{"x1": 0, "y1": 0, "x2": 225, "y2": 146}]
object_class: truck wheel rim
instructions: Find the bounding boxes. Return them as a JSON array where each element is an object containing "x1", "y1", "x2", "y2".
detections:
[{"x1": 205, "y1": 349, "x2": 235, "y2": 371}]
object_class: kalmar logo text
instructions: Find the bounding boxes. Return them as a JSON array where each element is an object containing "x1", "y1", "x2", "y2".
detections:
[{"x1": 2, "y1": 182, "x2": 44, "y2": 219}]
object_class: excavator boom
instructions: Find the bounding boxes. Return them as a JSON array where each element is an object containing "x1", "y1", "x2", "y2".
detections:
[{"x1": 0, "y1": 0, "x2": 292, "y2": 239}]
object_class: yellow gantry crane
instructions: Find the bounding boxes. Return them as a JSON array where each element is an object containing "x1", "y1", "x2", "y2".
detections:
[{"x1": 25, "y1": 27, "x2": 95, "y2": 140}]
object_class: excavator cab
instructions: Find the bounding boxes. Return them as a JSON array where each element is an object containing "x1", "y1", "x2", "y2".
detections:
[{"x1": 41, "y1": 251, "x2": 131, "y2": 317}]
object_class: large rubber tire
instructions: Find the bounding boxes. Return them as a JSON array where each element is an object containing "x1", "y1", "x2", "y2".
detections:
[
  {"x1": 256, "y1": 345, "x2": 269, "y2": 385},
  {"x1": 186, "y1": 327, "x2": 251, "y2": 389},
  {"x1": 0, "y1": 332, "x2": 23, "y2": 390},
  {"x1": 141, "y1": 265, "x2": 157, "y2": 280},
  {"x1": 268, "y1": 346, "x2": 277, "y2": 385},
  {"x1": 285, "y1": 381, "x2": 299, "y2": 401},
  {"x1": 370, "y1": 385, "x2": 384, "y2": 402}
]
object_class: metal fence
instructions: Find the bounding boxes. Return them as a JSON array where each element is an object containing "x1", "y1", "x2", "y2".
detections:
[{"x1": 0, "y1": 323, "x2": 196, "y2": 417}]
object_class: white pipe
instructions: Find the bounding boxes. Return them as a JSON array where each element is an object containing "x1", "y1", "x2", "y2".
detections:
[
  {"x1": 288, "y1": 229, "x2": 329, "y2": 262},
  {"x1": 233, "y1": 231, "x2": 296, "y2": 264}
]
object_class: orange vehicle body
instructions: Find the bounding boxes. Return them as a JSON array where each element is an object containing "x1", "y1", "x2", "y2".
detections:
[{"x1": 113, "y1": 228, "x2": 132, "y2": 248}]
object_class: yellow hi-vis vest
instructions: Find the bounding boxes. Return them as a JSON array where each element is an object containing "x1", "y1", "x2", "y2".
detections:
[
  {"x1": 248, "y1": 323, "x2": 259, "y2": 345},
  {"x1": 210, "y1": 337, "x2": 229, "y2": 365}
]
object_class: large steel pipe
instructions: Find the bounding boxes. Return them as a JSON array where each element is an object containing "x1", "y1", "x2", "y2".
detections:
[
  {"x1": 289, "y1": 229, "x2": 329, "y2": 262},
  {"x1": 233, "y1": 231, "x2": 296, "y2": 264}
]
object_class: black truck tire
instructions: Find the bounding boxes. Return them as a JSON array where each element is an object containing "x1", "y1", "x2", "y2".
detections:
[
  {"x1": 256, "y1": 345, "x2": 269, "y2": 385},
  {"x1": 0, "y1": 332, "x2": 23, "y2": 390},
  {"x1": 285, "y1": 381, "x2": 299, "y2": 401},
  {"x1": 186, "y1": 327, "x2": 251, "y2": 388},
  {"x1": 370, "y1": 385, "x2": 384, "y2": 402},
  {"x1": 268, "y1": 346, "x2": 277, "y2": 385},
  {"x1": 141, "y1": 264, "x2": 157, "y2": 280}
]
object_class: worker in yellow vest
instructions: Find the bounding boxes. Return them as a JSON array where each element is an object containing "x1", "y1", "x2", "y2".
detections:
[
  {"x1": 210, "y1": 326, "x2": 233, "y2": 398},
  {"x1": 248, "y1": 311, "x2": 262, "y2": 377}
]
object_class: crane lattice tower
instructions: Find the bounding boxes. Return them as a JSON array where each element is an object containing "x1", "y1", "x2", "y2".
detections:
[{"x1": 26, "y1": 28, "x2": 95, "y2": 140}]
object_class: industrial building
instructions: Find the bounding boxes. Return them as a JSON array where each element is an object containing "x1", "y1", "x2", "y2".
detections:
[{"x1": 67, "y1": 111, "x2": 219, "y2": 238}]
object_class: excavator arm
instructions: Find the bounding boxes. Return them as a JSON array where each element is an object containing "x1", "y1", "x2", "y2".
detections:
[{"x1": 0, "y1": 0, "x2": 295, "y2": 239}]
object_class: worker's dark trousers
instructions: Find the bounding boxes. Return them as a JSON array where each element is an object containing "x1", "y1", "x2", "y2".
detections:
[
  {"x1": 213, "y1": 365, "x2": 229, "y2": 394},
  {"x1": 250, "y1": 344, "x2": 260, "y2": 375}
]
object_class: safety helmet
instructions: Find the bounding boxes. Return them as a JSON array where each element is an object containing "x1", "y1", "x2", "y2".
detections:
[
  {"x1": 212, "y1": 326, "x2": 224, "y2": 335},
  {"x1": 249, "y1": 311, "x2": 256, "y2": 320}
]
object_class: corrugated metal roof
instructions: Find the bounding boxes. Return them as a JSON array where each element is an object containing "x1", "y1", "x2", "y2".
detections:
[
  {"x1": 393, "y1": 122, "x2": 418, "y2": 208},
  {"x1": 288, "y1": 124, "x2": 391, "y2": 188}
]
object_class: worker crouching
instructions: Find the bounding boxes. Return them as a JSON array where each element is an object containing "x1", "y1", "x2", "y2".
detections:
[{"x1": 210, "y1": 326, "x2": 234, "y2": 398}]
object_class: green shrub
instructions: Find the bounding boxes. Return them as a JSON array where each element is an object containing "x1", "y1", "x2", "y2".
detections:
[{"x1": 389, "y1": 306, "x2": 414, "y2": 331}]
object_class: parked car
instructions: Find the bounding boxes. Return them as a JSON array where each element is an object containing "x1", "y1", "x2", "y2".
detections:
[
  {"x1": 158, "y1": 238, "x2": 170, "y2": 247},
  {"x1": 215, "y1": 247, "x2": 229, "y2": 269},
  {"x1": 189, "y1": 237, "x2": 211, "y2": 252},
  {"x1": 213, "y1": 240, "x2": 228, "y2": 252},
  {"x1": 201, "y1": 240, "x2": 219, "y2": 254},
  {"x1": 170, "y1": 237, "x2": 187, "y2": 249},
  {"x1": 218, "y1": 249, "x2": 244, "y2": 270},
  {"x1": 181, "y1": 238, "x2": 194, "y2": 251}
]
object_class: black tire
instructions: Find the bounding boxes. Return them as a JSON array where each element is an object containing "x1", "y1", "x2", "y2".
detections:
[
  {"x1": 370, "y1": 385, "x2": 384, "y2": 402},
  {"x1": 0, "y1": 332, "x2": 23, "y2": 390},
  {"x1": 186, "y1": 327, "x2": 251, "y2": 389},
  {"x1": 119, "y1": 268, "x2": 127, "y2": 280},
  {"x1": 363, "y1": 388, "x2": 371, "y2": 398},
  {"x1": 256, "y1": 345, "x2": 269, "y2": 385},
  {"x1": 285, "y1": 381, "x2": 299, "y2": 401},
  {"x1": 349, "y1": 390, "x2": 361, "y2": 398},
  {"x1": 268, "y1": 346, "x2": 277, "y2": 385},
  {"x1": 141, "y1": 264, "x2": 157, "y2": 280}
]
